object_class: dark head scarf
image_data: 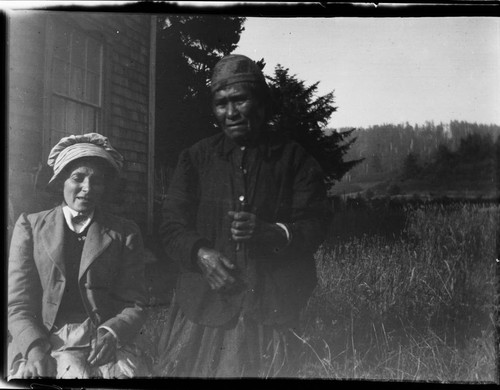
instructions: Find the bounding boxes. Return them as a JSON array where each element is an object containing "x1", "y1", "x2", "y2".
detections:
[{"x1": 211, "y1": 54, "x2": 270, "y2": 94}]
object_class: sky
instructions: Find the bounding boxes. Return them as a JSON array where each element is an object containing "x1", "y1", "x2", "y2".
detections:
[{"x1": 236, "y1": 17, "x2": 500, "y2": 130}]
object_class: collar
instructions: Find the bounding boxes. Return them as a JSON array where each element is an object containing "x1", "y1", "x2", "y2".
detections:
[
  {"x1": 215, "y1": 129, "x2": 284, "y2": 159},
  {"x1": 62, "y1": 204, "x2": 95, "y2": 234}
]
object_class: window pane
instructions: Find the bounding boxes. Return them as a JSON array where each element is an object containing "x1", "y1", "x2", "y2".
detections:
[
  {"x1": 70, "y1": 66, "x2": 84, "y2": 100},
  {"x1": 87, "y1": 39, "x2": 101, "y2": 73},
  {"x1": 49, "y1": 24, "x2": 103, "y2": 150},
  {"x1": 51, "y1": 96, "x2": 66, "y2": 132},
  {"x1": 52, "y1": 59, "x2": 70, "y2": 95},
  {"x1": 66, "y1": 101, "x2": 83, "y2": 134},
  {"x1": 85, "y1": 71, "x2": 100, "y2": 104},
  {"x1": 71, "y1": 31, "x2": 86, "y2": 67}
]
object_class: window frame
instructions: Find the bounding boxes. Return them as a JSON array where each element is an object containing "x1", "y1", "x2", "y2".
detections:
[{"x1": 42, "y1": 15, "x2": 109, "y2": 160}]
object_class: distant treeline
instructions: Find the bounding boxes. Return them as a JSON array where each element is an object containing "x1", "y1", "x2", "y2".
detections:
[
  {"x1": 333, "y1": 121, "x2": 500, "y2": 181},
  {"x1": 401, "y1": 131, "x2": 499, "y2": 187}
]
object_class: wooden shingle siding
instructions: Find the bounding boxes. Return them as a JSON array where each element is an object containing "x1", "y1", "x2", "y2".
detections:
[
  {"x1": 98, "y1": 13, "x2": 151, "y2": 229},
  {"x1": 8, "y1": 12, "x2": 47, "y2": 213}
]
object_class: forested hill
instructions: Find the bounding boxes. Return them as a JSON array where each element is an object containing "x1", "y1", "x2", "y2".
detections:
[
  {"x1": 334, "y1": 121, "x2": 500, "y2": 181},
  {"x1": 329, "y1": 121, "x2": 500, "y2": 198}
]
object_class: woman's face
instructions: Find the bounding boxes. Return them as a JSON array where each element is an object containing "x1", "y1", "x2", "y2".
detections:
[
  {"x1": 212, "y1": 82, "x2": 266, "y2": 145},
  {"x1": 63, "y1": 159, "x2": 107, "y2": 213}
]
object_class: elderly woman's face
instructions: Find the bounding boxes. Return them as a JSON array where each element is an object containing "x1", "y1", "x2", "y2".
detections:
[
  {"x1": 63, "y1": 159, "x2": 107, "y2": 213},
  {"x1": 212, "y1": 83, "x2": 266, "y2": 145}
]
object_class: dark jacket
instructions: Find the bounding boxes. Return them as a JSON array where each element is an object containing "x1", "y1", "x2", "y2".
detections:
[
  {"x1": 160, "y1": 132, "x2": 332, "y2": 327},
  {"x1": 8, "y1": 205, "x2": 147, "y2": 365}
]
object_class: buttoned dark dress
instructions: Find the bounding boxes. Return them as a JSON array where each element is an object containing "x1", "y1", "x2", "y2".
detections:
[{"x1": 157, "y1": 131, "x2": 332, "y2": 377}]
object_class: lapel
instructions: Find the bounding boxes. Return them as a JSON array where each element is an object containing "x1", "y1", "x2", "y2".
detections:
[
  {"x1": 40, "y1": 205, "x2": 66, "y2": 275},
  {"x1": 79, "y1": 209, "x2": 113, "y2": 280}
]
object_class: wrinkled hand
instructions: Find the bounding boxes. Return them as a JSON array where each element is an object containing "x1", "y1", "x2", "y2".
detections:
[
  {"x1": 228, "y1": 211, "x2": 288, "y2": 249},
  {"x1": 23, "y1": 342, "x2": 57, "y2": 378},
  {"x1": 228, "y1": 211, "x2": 257, "y2": 242},
  {"x1": 197, "y1": 247, "x2": 235, "y2": 290},
  {"x1": 87, "y1": 329, "x2": 117, "y2": 367}
]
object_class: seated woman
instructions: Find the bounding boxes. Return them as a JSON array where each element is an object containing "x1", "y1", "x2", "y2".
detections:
[{"x1": 8, "y1": 133, "x2": 148, "y2": 379}]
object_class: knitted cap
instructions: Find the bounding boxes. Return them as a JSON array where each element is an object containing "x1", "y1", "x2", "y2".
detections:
[
  {"x1": 47, "y1": 132, "x2": 124, "y2": 185},
  {"x1": 211, "y1": 54, "x2": 268, "y2": 93}
]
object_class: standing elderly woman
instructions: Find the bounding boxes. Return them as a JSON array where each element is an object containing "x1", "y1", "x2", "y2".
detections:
[
  {"x1": 156, "y1": 54, "x2": 332, "y2": 377},
  {"x1": 8, "y1": 133, "x2": 147, "y2": 379}
]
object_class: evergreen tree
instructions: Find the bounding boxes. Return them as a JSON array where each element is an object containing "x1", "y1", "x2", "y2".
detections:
[
  {"x1": 457, "y1": 132, "x2": 495, "y2": 163},
  {"x1": 402, "y1": 152, "x2": 421, "y2": 179},
  {"x1": 155, "y1": 15, "x2": 245, "y2": 168},
  {"x1": 371, "y1": 153, "x2": 383, "y2": 173},
  {"x1": 266, "y1": 65, "x2": 361, "y2": 188},
  {"x1": 435, "y1": 144, "x2": 453, "y2": 164}
]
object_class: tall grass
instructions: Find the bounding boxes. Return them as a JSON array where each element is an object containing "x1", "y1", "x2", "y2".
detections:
[{"x1": 299, "y1": 203, "x2": 498, "y2": 382}]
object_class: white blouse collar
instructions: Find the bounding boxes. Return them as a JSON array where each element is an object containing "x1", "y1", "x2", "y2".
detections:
[{"x1": 62, "y1": 205, "x2": 95, "y2": 234}]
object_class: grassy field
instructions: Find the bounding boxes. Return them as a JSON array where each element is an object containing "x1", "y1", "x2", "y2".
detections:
[
  {"x1": 300, "y1": 203, "x2": 498, "y2": 382},
  {"x1": 139, "y1": 202, "x2": 498, "y2": 382}
]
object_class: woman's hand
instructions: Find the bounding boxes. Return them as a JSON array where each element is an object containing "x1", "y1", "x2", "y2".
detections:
[
  {"x1": 228, "y1": 211, "x2": 288, "y2": 249},
  {"x1": 23, "y1": 342, "x2": 57, "y2": 378},
  {"x1": 87, "y1": 329, "x2": 117, "y2": 367},
  {"x1": 228, "y1": 211, "x2": 257, "y2": 242},
  {"x1": 197, "y1": 247, "x2": 235, "y2": 290}
]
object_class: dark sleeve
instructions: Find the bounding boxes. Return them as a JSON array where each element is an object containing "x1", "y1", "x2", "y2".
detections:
[
  {"x1": 159, "y1": 148, "x2": 212, "y2": 272},
  {"x1": 8, "y1": 213, "x2": 50, "y2": 358},
  {"x1": 283, "y1": 148, "x2": 332, "y2": 256}
]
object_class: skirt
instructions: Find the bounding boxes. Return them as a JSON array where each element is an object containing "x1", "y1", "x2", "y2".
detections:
[
  {"x1": 9, "y1": 318, "x2": 148, "y2": 379},
  {"x1": 154, "y1": 296, "x2": 303, "y2": 378}
]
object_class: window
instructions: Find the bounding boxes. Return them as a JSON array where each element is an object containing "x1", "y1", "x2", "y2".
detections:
[{"x1": 46, "y1": 20, "x2": 104, "y2": 150}]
